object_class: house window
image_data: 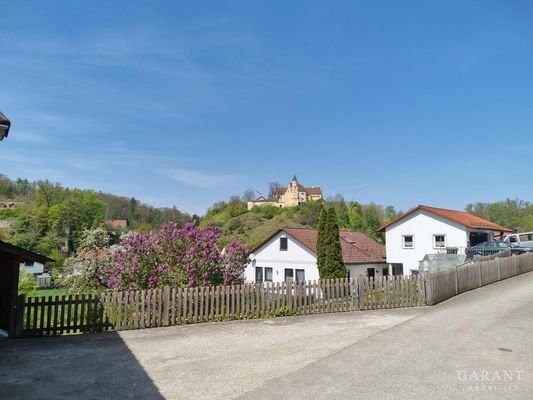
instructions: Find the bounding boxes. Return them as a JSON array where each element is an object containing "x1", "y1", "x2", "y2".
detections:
[
  {"x1": 392, "y1": 264, "x2": 403, "y2": 275},
  {"x1": 255, "y1": 267, "x2": 263, "y2": 283},
  {"x1": 284, "y1": 268, "x2": 294, "y2": 281},
  {"x1": 280, "y1": 237, "x2": 288, "y2": 251},
  {"x1": 265, "y1": 267, "x2": 273, "y2": 282},
  {"x1": 433, "y1": 234, "x2": 446, "y2": 248},
  {"x1": 402, "y1": 235, "x2": 414, "y2": 249},
  {"x1": 295, "y1": 269, "x2": 305, "y2": 282}
]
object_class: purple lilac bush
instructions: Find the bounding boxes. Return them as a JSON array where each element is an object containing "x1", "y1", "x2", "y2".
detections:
[{"x1": 102, "y1": 222, "x2": 248, "y2": 290}]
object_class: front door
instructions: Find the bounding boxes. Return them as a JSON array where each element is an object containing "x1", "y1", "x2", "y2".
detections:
[{"x1": 367, "y1": 268, "x2": 375, "y2": 279}]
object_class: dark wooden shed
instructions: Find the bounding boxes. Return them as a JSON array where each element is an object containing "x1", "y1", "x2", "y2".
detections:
[{"x1": 0, "y1": 240, "x2": 53, "y2": 338}]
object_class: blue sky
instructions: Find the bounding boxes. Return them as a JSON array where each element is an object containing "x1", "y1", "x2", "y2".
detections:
[{"x1": 1, "y1": 1, "x2": 532, "y2": 215}]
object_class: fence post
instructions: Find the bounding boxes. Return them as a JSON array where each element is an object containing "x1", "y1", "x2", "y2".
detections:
[
  {"x1": 355, "y1": 277, "x2": 360, "y2": 310},
  {"x1": 454, "y1": 266, "x2": 459, "y2": 295},
  {"x1": 497, "y1": 257, "x2": 501, "y2": 281},
  {"x1": 478, "y1": 262, "x2": 482, "y2": 287},
  {"x1": 14, "y1": 294, "x2": 25, "y2": 338},
  {"x1": 425, "y1": 273, "x2": 432, "y2": 306},
  {"x1": 287, "y1": 280, "x2": 293, "y2": 315}
]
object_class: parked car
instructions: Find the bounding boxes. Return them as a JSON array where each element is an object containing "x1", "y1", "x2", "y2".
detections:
[
  {"x1": 466, "y1": 240, "x2": 533, "y2": 257},
  {"x1": 503, "y1": 232, "x2": 533, "y2": 247}
]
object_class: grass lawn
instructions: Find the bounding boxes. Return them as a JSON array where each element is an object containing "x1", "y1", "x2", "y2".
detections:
[{"x1": 34, "y1": 288, "x2": 70, "y2": 298}]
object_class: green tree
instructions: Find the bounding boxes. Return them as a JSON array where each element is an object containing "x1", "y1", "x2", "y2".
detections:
[
  {"x1": 316, "y1": 207, "x2": 328, "y2": 273},
  {"x1": 317, "y1": 207, "x2": 346, "y2": 279},
  {"x1": 18, "y1": 269, "x2": 38, "y2": 297},
  {"x1": 325, "y1": 207, "x2": 346, "y2": 278}
]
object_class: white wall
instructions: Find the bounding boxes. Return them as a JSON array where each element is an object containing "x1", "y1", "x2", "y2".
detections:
[
  {"x1": 385, "y1": 210, "x2": 469, "y2": 275},
  {"x1": 347, "y1": 263, "x2": 387, "y2": 278},
  {"x1": 245, "y1": 232, "x2": 319, "y2": 283},
  {"x1": 20, "y1": 262, "x2": 44, "y2": 275}
]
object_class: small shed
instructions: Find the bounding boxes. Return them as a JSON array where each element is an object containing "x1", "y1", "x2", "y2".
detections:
[{"x1": 0, "y1": 240, "x2": 53, "y2": 338}]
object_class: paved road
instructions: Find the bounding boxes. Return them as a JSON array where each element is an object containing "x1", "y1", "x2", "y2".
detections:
[
  {"x1": 243, "y1": 272, "x2": 533, "y2": 400},
  {"x1": 1, "y1": 272, "x2": 532, "y2": 399}
]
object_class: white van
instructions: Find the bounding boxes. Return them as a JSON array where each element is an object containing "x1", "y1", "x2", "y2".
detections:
[{"x1": 503, "y1": 232, "x2": 533, "y2": 247}]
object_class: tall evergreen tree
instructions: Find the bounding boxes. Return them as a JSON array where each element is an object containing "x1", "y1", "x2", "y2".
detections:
[
  {"x1": 317, "y1": 207, "x2": 346, "y2": 279},
  {"x1": 316, "y1": 207, "x2": 328, "y2": 277},
  {"x1": 325, "y1": 207, "x2": 346, "y2": 279}
]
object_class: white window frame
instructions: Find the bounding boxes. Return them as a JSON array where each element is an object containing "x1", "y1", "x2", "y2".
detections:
[
  {"x1": 433, "y1": 234, "x2": 446, "y2": 249},
  {"x1": 255, "y1": 267, "x2": 263, "y2": 283},
  {"x1": 265, "y1": 267, "x2": 273, "y2": 282},
  {"x1": 280, "y1": 237, "x2": 288, "y2": 251},
  {"x1": 402, "y1": 235, "x2": 415, "y2": 249}
]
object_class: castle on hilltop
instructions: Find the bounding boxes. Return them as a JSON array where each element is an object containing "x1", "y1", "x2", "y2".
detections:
[{"x1": 247, "y1": 175, "x2": 323, "y2": 210}]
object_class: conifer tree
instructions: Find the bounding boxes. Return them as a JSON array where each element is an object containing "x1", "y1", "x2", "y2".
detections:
[
  {"x1": 316, "y1": 207, "x2": 328, "y2": 277},
  {"x1": 317, "y1": 207, "x2": 346, "y2": 279},
  {"x1": 326, "y1": 207, "x2": 346, "y2": 278}
]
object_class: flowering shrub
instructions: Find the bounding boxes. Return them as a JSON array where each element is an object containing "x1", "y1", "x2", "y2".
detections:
[
  {"x1": 102, "y1": 222, "x2": 248, "y2": 290},
  {"x1": 58, "y1": 227, "x2": 112, "y2": 293},
  {"x1": 221, "y1": 240, "x2": 249, "y2": 284}
]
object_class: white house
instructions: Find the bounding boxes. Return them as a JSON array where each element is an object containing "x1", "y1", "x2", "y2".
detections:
[
  {"x1": 378, "y1": 205, "x2": 513, "y2": 275},
  {"x1": 245, "y1": 228, "x2": 389, "y2": 283},
  {"x1": 20, "y1": 261, "x2": 44, "y2": 275}
]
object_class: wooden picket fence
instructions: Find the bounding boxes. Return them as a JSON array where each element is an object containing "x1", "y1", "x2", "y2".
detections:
[
  {"x1": 425, "y1": 252, "x2": 533, "y2": 305},
  {"x1": 17, "y1": 275, "x2": 424, "y2": 337},
  {"x1": 15, "y1": 253, "x2": 533, "y2": 337}
]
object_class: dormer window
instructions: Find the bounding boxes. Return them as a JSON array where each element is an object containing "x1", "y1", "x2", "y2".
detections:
[{"x1": 280, "y1": 237, "x2": 288, "y2": 251}]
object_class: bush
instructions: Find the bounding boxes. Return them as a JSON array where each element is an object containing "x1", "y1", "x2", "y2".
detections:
[
  {"x1": 57, "y1": 227, "x2": 112, "y2": 293},
  {"x1": 102, "y1": 222, "x2": 249, "y2": 290},
  {"x1": 18, "y1": 269, "x2": 38, "y2": 297}
]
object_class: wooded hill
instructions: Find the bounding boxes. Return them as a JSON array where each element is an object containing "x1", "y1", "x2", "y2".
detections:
[
  {"x1": 0, "y1": 174, "x2": 191, "y2": 267},
  {"x1": 2, "y1": 173, "x2": 532, "y2": 265},
  {"x1": 200, "y1": 195, "x2": 401, "y2": 249}
]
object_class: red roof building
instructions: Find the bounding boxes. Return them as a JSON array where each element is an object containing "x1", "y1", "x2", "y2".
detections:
[
  {"x1": 378, "y1": 205, "x2": 513, "y2": 275},
  {"x1": 246, "y1": 227, "x2": 389, "y2": 283}
]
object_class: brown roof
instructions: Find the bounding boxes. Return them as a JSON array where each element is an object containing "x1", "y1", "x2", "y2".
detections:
[
  {"x1": 273, "y1": 183, "x2": 322, "y2": 197},
  {"x1": 293, "y1": 183, "x2": 322, "y2": 196},
  {"x1": 0, "y1": 240, "x2": 54, "y2": 264},
  {"x1": 303, "y1": 186, "x2": 322, "y2": 196},
  {"x1": 252, "y1": 228, "x2": 386, "y2": 264},
  {"x1": 377, "y1": 205, "x2": 513, "y2": 233}
]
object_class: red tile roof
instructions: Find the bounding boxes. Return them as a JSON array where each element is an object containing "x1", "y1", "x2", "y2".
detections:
[
  {"x1": 252, "y1": 228, "x2": 386, "y2": 264},
  {"x1": 377, "y1": 205, "x2": 513, "y2": 232},
  {"x1": 303, "y1": 186, "x2": 322, "y2": 196},
  {"x1": 272, "y1": 183, "x2": 322, "y2": 198}
]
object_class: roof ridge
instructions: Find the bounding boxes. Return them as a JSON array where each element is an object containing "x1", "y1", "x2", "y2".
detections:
[
  {"x1": 340, "y1": 237, "x2": 373, "y2": 258},
  {"x1": 378, "y1": 205, "x2": 512, "y2": 232}
]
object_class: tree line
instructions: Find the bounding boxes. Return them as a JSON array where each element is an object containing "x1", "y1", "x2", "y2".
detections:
[{"x1": 0, "y1": 174, "x2": 191, "y2": 268}]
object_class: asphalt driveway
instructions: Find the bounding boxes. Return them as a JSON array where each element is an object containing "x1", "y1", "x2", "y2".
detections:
[{"x1": 1, "y1": 272, "x2": 532, "y2": 399}]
